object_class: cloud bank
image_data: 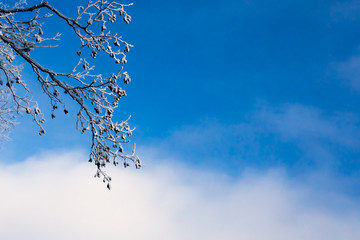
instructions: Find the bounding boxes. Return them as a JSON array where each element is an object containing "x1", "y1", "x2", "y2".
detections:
[{"x1": 0, "y1": 150, "x2": 359, "y2": 240}]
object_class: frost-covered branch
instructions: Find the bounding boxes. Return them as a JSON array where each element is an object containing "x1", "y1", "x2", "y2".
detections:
[
  {"x1": 0, "y1": 0, "x2": 141, "y2": 189},
  {"x1": 0, "y1": 88, "x2": 16, "y2": 141}
]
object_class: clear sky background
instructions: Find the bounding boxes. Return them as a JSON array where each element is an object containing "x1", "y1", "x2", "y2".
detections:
[{"x1": 1, "y1": 0, "x2": 360, "y2": 239}]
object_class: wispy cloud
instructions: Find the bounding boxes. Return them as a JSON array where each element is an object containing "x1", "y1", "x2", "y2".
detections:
[
  {"x1": 0, "y1": 150, "x2": 359, "y2": 240},
  {"x1": 331, "y1": 1, "x2": 360, "y2": 21},
  {"x1": 334, "y1": 55, "x2": 360, "y2": 91},
  {"x1": 256, "y1": 104, "x2": 360, "y2": 158},
  {"x1": 156, "y1": 103, "x2": 360, "y2": 174}
]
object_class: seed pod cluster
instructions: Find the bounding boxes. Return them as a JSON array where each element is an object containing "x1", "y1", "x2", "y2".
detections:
[
  {"x1": 123, "y1": 15, "x2": 131, "y2": 24},
  {"x1": 109, "y1": 15, "x2": 116, "y2": 23}
]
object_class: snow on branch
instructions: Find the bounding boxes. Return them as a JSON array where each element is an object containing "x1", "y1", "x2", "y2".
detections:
[
  {"x1": 0, "y1": 0, "x2": 140, "y2": 189},
  {"x1": 0, "y1": 88, "x2": 16, "y2": 142}
]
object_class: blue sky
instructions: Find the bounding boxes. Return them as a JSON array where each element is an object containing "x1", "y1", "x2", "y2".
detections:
[{"x1": 1, "y1": 0, "x2": 360, "y2": 238}]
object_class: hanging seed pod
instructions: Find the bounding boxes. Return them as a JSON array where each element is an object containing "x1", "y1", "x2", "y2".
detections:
[
  {"x1": 107, "y1": 108, "x2": 114, "y2": 115},
  {"x1": 124, "y1": 76, "x2": 131, "y2": 84},
  {"x1": 34, "y1": 107, "x2": 40, "y2": 115},
  {"x1": 135, "y1": 160, "x2": 141, "y2": 169},
  {"x1": 91, "y1": 50, "x2": 97, "y2": 58},
  {"x1": 94, "y1": 106, "x2": 101, "y2": 114},
  {"x1": 124, "y1": 45, "x2": 130, "y2": 53},
  {"x1": 109, "y1": 15, "x2": 116, "y2": 23},
  {"x1": 39, "y1": 129, "x2": 46, "y2": 136},
  {"x1": 123, "y1": 15, "x2": 131, "y2": 24},
  {"x1": 121, "y1": 56, "x2": 127, "y2": 64},
  {"x1": 83, "y1": 62, "x2": 89, "y2": 70},
  {"x1": 38, "y1": 28, "x2": 43, "y2": 35},
  {"x1": 114, "y1": 40, "x2": 120, "y2": 47},
  {"x1": 119, "y1": 90, "x2": 127, "y2": 97},
  {"x1": 35, "y1": 34, "x2": 41, "y2": 43},
  {"x1": 99, "y1": 35, "x2": 105, "y2": 43},
  {"x1": 112, "y1": 100, "x2": 118, "y2": 106},
  {"x1": 110, "y1": 76, "x2": 117, "y2": 84}
]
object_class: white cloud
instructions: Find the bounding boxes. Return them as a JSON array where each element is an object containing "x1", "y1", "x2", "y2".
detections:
[{"x1": 0, "y1": 150, "x2": 359, "y2": 240}]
